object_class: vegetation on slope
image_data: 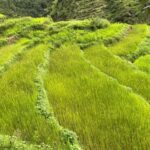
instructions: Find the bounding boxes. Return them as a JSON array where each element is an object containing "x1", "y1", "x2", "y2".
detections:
[
  {"x1": 106, "y1": 0, "x2": 141, "y2": 23},
  {"x1": 51, "y1": 0, "x2": 150, "y2": 23},
  {"x1": 44, "y1": 44, "x2": 150, "y2": 149},
  {"x1": 0, "y1": 15, "x2": 150, "y2": 150},
  {"x1": 0, "y1": 0, "x2": 150, "y2": 23},
  {"x1": 0, "y1": 0, "x2": 52, "y2": 17},
  {"x1": 51, "y1": 0, "x2": 107, "y2": 20},
  {"x1": 108, "y1": 25, "x2": 149, "y2": 56},
  {"x1": 135, "y1": 55, "x2": 150, "y2": 73},
  {"x1": 85, "y1": 44, "x2": 150, "y2": 101}
]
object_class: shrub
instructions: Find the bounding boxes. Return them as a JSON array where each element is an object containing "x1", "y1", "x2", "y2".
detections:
[
  {"x1": 125, "y1": 36, "x2": 150, "y2": 62},
  {"x1": 90, "y1": 18, "x2": 110, "y2": 30},
  {"x1": 68, "y1": 18, "x2": 110, "y2": 31},
  {"x1": 0, "y1": 38, "x2": 7, "y2": 47}
]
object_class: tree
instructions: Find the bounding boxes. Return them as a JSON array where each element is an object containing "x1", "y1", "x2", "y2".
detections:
[
  {"x1": 139, "y1": 0, "x2": 150, "y2": 22},
  {"x1": 0, "y1": 0, "x2": 53, "y2": 17}
]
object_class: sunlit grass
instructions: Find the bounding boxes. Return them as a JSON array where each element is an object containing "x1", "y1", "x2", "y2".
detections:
[
  {"x1": 44, "y1": 44, "x2": 150, "y2": 150},
  {"x1": 108, "y1": 24, "x2": 149, "y2": 56},
  {"x1": 135, "y1": 55, "x2": 150, "y2": 73},
  {"x1": 47, "y1": 22, "x2": 128, "y2": 49},
  {"x1": 85, "y1": 44, "x2": 150, "y2": 101},
  {"x1": 0, "y1": 16, "x2": 150, "y2": 149},
  {"x1": 0, "y1": 44, "x2": 66, "y2": 149},
  {"x1": 0, "y1": 39, "x2": 28, "y2": 66}
]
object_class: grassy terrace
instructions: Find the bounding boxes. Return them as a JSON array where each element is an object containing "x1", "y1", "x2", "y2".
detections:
[
  {"x1": 135, "y1": 55, "x2": 150, "y2": 73},
  {"x1": 85, "y1": 44, "x2": 150, "y2": 101},
  {"x1": 108, "y1": 24, "x2": 149, "y2": 56},
  {"x1": 44, "y1": 44, "x2": 150, "y2": 150},
  {"x1": 0, "y1": 16, "x2": 150, "y2": 149},
  {"x1": 0, "y1": 44, "x2": 68, "y2": 149},
  {"x1": 0, "y1": 39, "x2": 28, "y2": 66}
]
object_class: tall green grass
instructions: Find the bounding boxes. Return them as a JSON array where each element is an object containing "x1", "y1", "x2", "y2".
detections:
[
  {"x1": 0, "y1": 39, "x2": 28, "y2": 66},
  {"x1": 85, "y1": 44, "x2": 150, "y2": 101},
  {"x1": 108, "y1": 24, "x2": 149, "y2": 56},
  {"x1": 0, "y1": 16, "x2": 150, "y2": 149},
  {"x1": 0, "y1": 134, "x2": 52, "y2": 150},
  {"x1": 125, "y1": 35, "x2": 150, "y2": 62},
  {"x1": 44, "y1": 44, "x2": 150, "y2": 150},
  {"x1": 0, "y1": 44, "x2": 67, "y2": 149},
  {"x1": 47, "y1": 22, "x2": 129, "y2": 49},
  {"x1": 134, "y1": 55, "x2": 150, "y2": 74},
  {"x1": 0, "y1": 13, "x2": 5, "y2": 19}
]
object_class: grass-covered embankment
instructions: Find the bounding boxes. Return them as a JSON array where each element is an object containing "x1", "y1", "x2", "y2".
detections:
[
  {"x1": 44, "y1": 44, "x2": 150, "y2": 150},
  {"x1": 0, "y1": 15, "x2": 150, "y2": 149}
]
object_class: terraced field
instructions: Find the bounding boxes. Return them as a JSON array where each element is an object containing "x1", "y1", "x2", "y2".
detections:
[{"x1": 0, "y1": 16, "x2": 150, "y2": 150}]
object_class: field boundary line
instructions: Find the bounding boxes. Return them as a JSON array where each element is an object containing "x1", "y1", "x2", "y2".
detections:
[
  {"x1": 0, "y1": 42, "x2": 35, "y2": 76},
  {"x1": 35, "y1": 47, "x2": 82, "y2": 150},
  {"x1": 80, "y1": 50, "x2": 150, "y2": 105}
]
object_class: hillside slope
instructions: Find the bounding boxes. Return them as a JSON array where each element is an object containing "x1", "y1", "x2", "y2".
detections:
[
  {"x1": 0, "y1": 0, "x2": 150, "y2": 23},
  {"x1": 0, "y1": 16, "x2": 150, "y2": 149},
  {"x1": 52, "y1": 0, "x2": 145, "y2": 23}
]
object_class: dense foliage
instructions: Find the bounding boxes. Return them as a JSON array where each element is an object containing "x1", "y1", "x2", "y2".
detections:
[
  {"x1": 140, "y1": 0, "x2": 150, "y2": 22},
  {"x1": 0, "y1": 0, "x2": 150, "y2": 23},
  {"x1": 106, "y1": 0, "x2": 141, "y2": 23},
  {"x1": 51, "y1": 0, "x2": 149, "y2": 23},
  {"x1": 0, "y1": 0, "x2": 52, "y2": 17}
]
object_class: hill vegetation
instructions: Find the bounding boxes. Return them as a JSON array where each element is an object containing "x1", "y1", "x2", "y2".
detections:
[
  {"x1": 0, "y1": 0, "x2": 52, "y2": 17},
  {"x1": 0, "y1": 14, "x2": 149, "y2": 149},
  {"x1": 0, "y1": 0, "x2": 150, "y2": 150},
  {"x1": 0, "y1": 0, "x2": 150, "y2": 23}
]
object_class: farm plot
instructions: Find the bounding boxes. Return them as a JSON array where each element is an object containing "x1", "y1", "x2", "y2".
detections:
[
  {"x1": 0, "y1": 44, "x2": 69, "y2": 149},
  {"x1": 44, "y1": 44, "x2": 150, "y2": 150},
  {"x1": 85, "y1": 44, "x2": 150, "y2": 101}
]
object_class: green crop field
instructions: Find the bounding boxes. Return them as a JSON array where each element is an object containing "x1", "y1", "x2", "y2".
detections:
[{"x1": 0, "y1": 13, "x2": 150, "y2": 150}]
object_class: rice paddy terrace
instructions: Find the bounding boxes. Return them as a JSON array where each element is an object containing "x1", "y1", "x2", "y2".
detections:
[{"x1": 0, "y1": 16, "x2": 150, "y2": 150}]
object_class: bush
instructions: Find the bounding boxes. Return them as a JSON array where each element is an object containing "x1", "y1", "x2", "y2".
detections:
[
  {"x1": 90, "y1": 18, "x2": 110, "y2": 30},
  {"x1": 0, "y1": 38, "x2": 7, "y2": 47},
  {"x1": 125, "y1": 36, "x2": 150, "y2": 62},
  {"x1": 68, "y1": 18, "x2": 110, "y2": 31}
]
